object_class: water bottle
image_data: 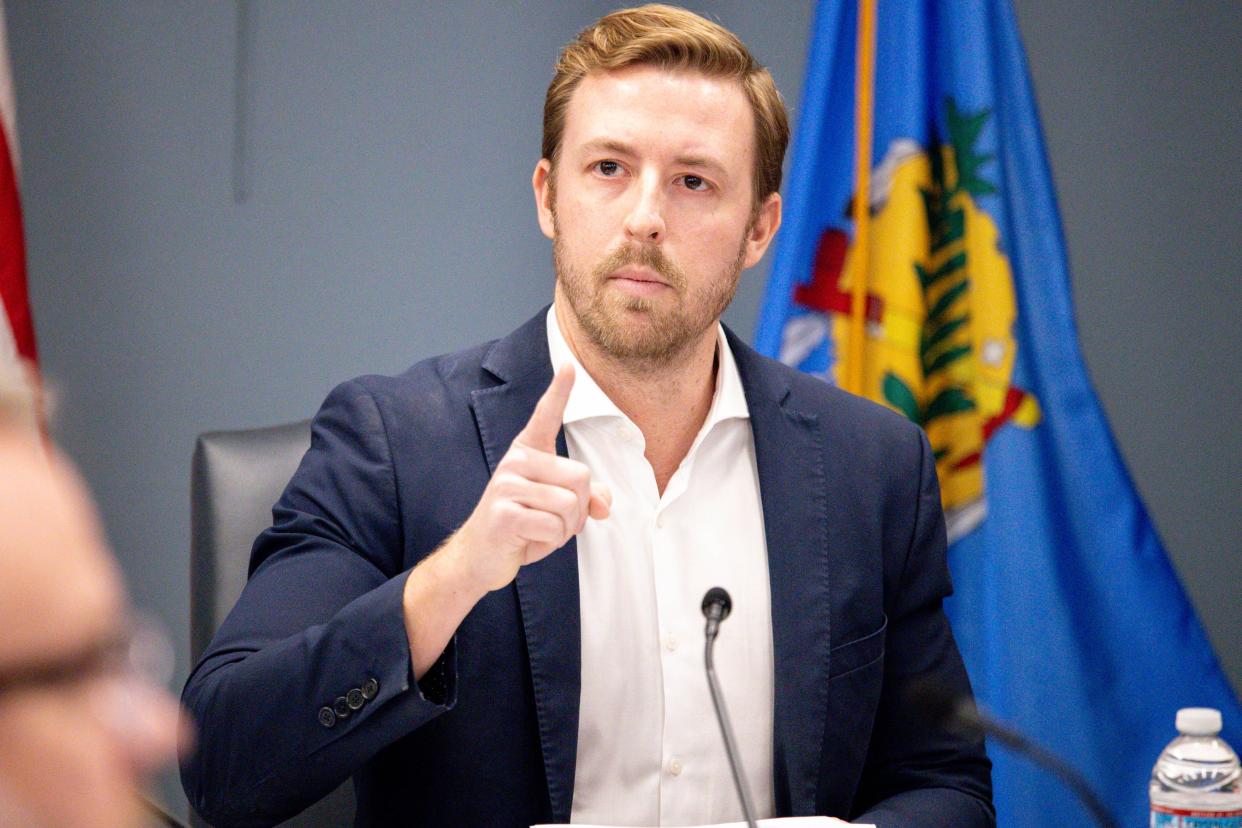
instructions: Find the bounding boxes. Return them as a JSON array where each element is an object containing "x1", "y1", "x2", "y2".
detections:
[{"x1": 1150, "y1": 707, "x2": 1242, "y2": 827}]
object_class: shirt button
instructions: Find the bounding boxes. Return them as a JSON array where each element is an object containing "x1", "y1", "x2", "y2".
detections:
[
  {"x1": 665, "y1": 634, "x2": 678, "y2": 652},
  {"x1": 668, "y1": 757, "x2": 683, "y2": 776},
  {"x1": 656, "y1": 513, "x2": 665, "y2": 529},
  {"x1": 615, "y1": 425, "x2": 628, "y2": 441}
]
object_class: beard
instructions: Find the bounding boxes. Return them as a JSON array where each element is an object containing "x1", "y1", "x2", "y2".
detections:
[{"x1": 553, "y1": 219, "x2": 748, "y2": 367}]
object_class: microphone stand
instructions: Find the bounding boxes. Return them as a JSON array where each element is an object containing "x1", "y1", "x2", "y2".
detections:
[{"x1": 702, "y1": 588, "x2": 758, "y2": 828}]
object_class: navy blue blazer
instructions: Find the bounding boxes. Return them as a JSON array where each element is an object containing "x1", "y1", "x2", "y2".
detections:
[{"x1": 182, "y1": 310, "x2": 993, "y2": 828}]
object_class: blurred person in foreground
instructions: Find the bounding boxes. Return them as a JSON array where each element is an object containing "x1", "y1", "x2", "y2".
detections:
[
  {"x1": 184, "y1": 5, "x2": 992, "y2": 826},
  {"x1": 0, "y1": 367, "x2": 184, "y2": 827}
]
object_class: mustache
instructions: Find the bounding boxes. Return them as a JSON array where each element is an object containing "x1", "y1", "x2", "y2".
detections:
[{"x1": 592, "y1": 244, "x2": 686, "y2": 290}]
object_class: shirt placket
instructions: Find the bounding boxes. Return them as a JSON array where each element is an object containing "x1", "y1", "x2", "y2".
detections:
[{"x1": 650, "y1": 445, "x2": 701, "y2": 823}]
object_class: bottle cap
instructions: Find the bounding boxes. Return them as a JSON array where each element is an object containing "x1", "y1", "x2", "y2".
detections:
[{"x1": 1176, "y1": 707, "x2": 1223, "y2": 735}]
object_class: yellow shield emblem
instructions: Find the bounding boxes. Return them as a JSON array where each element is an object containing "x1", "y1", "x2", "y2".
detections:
[{"x1": 783, "y1": 102, "x2": 1040, "y2": 541}]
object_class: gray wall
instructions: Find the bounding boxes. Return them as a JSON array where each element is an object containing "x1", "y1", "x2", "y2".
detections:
[{"x1": 7, "y1": 1, "x2": 1239, "y2": 821}]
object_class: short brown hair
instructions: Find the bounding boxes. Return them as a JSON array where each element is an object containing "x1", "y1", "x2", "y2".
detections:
[{"x1": 543, "y1": 4, "x2": 790, "y2": 205}]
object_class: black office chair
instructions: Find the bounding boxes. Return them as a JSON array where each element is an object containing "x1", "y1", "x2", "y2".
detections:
[{"x1": 190, "y1": 421, "x2": 356, "y2": 828}]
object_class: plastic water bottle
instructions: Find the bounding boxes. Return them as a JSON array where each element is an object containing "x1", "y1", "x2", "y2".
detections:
[{"x1": 1150, "y1": 707, "x2": 1242, "y2": 827}]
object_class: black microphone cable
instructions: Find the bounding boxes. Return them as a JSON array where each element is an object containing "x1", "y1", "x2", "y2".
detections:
[
  {"x1": 701, "y1": 586, "x2": 758, "y2": 828},
  {"x1": 910, "y1": 682, "x2": 1120, "y2": 828}
]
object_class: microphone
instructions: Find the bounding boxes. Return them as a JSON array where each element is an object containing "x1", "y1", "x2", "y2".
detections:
[
  {"x1": 910, "y1": 682, "x2": 1120, "y2": 828},
  {"x1": 701, "y1": 587, "x2": 758, "y2": 828},
  {"x1": 702, "y1": 586, "x2": 732, "y2": 637}
]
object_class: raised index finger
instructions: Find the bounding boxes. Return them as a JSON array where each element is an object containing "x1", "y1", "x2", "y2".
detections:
[{"x1": 514, "y1": 363, "x2": 574, "y2": 453}]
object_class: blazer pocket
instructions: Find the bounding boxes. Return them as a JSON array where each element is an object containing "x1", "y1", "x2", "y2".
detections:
[{"x1": 827, "y1": 615, "x2": 887, "y2": 679}]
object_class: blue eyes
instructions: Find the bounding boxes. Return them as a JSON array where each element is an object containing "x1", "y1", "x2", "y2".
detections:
[{"x1": 591, "y1": 161, "x2": 710, "y2": 192}]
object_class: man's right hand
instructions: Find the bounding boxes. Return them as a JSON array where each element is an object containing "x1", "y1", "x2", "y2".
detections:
[
  {"x1": 449, "y1": 363, "x2": 611, "y2": 592},
  {"x1": 402, "y1": 364, "x2": 610, "y2": 677}
]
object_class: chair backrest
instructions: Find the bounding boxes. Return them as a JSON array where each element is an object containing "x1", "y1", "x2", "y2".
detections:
[{"x1": 190, "y1": 421, "x2": 355, "y2": 828}]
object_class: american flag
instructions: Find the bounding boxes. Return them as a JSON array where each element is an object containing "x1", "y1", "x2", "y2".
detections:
[{"x1": 0, "y1": 2, "x2": 38, "y2": 428}]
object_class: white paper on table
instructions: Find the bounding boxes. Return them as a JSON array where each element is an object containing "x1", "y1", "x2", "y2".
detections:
[{"x1": 533, "y1": 819, "x2": 875, "y2": 828}]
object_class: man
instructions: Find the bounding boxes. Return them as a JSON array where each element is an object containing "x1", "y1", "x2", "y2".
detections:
[
  {"x1": 0, "y1": 370, "x2": 184, "y2": 827},
  {"x1": 183, "y1": 5, "x2": 993, "y2": 826}
]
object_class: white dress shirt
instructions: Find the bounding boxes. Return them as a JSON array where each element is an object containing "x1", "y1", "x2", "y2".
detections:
[{"x1": 547, "y1": 308, "x2": 775, "y2": 826}]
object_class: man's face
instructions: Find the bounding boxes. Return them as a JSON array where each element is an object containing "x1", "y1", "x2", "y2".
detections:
[
  {"x1": 533, "y1": 65, "x2": 780, "y2": 366},
  {"x1": 0, "y1": 437, "x2": 182, "y2": 828}
]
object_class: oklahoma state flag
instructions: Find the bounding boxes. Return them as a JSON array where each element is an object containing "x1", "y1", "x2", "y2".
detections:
[{"x1": 755, "y1": 2, "x2": 1242, "y2": 826}]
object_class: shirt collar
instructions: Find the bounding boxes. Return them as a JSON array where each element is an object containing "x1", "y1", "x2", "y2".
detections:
[{"x1": 544, "y1": 305, "x2": 750, "y2": 428}]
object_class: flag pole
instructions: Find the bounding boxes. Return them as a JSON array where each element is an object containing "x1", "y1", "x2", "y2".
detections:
[{"x1": 845, "y1": 0, "x2": 877, "y2": 395}]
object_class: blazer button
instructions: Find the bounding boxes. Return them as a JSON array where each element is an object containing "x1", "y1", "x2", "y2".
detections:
[
  {"x1": 361, "y1": 677, "x2": 379, "y2": 700},
  {"x1": 333, "y1": 696, "x2": 351, "y2": 719},
  {"x1": 346, "y1": 688, "x2": 365, "y2": 710},
  {"x1": 317, "y1": 706, "x2": 336, "y2": 728}
]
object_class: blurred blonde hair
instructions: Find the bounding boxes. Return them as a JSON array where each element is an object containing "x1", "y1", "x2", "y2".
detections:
[{"x1": 542, "y1": 4, "x2": 790, "y2": 208}]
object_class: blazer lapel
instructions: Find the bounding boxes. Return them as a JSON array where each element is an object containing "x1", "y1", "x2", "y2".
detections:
[
  {"x1": 470, "y1": 311, "x2": 581, "y2": 823},
  {"x1": 728, "y1": 331, "x2": 832, "y2": 816}
]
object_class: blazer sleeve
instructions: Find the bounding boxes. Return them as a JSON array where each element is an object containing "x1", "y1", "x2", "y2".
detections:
[
  {"x1": 180, "y1": 379, "x2": 457, "y2": 828},
  {"x1": 851, "y1": 428, "x2": 996, "y2": 828}
]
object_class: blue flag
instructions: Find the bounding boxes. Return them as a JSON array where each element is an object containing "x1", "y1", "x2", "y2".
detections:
[{"x1": 756, "y1": 1, "x2": 1242, "y2": 825}]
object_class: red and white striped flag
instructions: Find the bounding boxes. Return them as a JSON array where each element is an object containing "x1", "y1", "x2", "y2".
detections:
[
  {"x1": 0, "y1": 2, "x2": 39, "y2": 429},
  {"x1": 0, "y1": 3, "x2": 33, "y2": 364}
]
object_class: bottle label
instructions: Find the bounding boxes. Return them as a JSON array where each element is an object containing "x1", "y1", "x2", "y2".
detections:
[{"x1": 1151, "y1": 805, "x2": 1242, "y2": 828}]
